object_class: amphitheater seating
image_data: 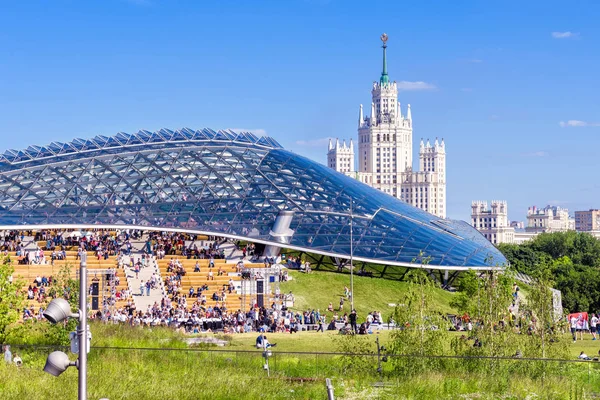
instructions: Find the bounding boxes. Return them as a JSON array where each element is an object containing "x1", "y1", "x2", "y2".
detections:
[
  {"x1": 12, "y1": 253, "x2": 131, "y2": 310},
  {"x1": 156, "y1": 258, "x2": 270, "y2": 310}
]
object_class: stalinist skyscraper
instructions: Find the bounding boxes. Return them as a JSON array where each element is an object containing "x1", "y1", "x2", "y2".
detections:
[{"x1": 327, "y1": 34, "x2": 446, "y2": 218}]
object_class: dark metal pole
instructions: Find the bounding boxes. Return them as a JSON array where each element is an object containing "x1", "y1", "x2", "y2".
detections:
[
  {"x1": 79, "y1": 254, "x2": 88, "y2": 400},
  {"x1": 376, "y1": 337, "x2": 382, "y2": 375}
]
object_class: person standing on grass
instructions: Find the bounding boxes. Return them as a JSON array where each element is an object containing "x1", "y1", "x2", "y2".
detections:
[
  {"x1": 570, "y1": 315, "x2": 578, "y2": 342},
  {"x1": 316, "y1": 315, "x2": 324, "y2": 333},
  {"x1": 140, "y1": 280, "x2": 145, "y2": 297},
  {"x1": 591, "y1": 314, "x2": 599, "y2": 341},
  {"x1": 3, "y1": 345, "x2": 11, "y2": 364},
  {"x1": 339, "y1": 297, "x2": 344, "y2": 311},
  {"x1": 349, "y1": 309, "x2": 358, "y2": 334}
]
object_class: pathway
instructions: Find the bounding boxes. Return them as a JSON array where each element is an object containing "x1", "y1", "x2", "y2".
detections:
[{"x1": 124, "y1": 241, "x2": 166, "y2": 312}]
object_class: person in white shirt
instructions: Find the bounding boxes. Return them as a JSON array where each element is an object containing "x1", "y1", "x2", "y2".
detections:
[
  {"x1": 591, "y1": 313, "x2": 599, "y2": 341},
  {"x1": 13, "y1": 354, "x2": 23, "y2": 367},
  {"x1": 570, "y1": 316, "x2": 578, "y2": 342}
]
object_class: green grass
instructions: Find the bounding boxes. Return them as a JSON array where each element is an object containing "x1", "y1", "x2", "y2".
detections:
[
  {"x1": 218, "y1": 328, "x2": 600, "y2": 359},
  {"x1": 3, "y1": 322, "x2": 600, "y2": 399},
  {"x1": 219, "y1": 329, "x2": 394, "y2": 353},
  {"x1": 280, "y1": 270, "x2": 457, "y2": 320},
  {"x1": 4, "y1": 270, "x2": 600, "y2": 398}
]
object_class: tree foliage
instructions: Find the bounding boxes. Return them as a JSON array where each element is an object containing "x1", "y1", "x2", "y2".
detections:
[
  {"x1": 499, "y1": 232, "x2": 600, "y2": 313},
  {"x1": 0, "y1": 256, "x2": 25, "y2": 342},
  {"x1": 390, "y1": 269, "x2": 450, "y2": 375},
  {"x1": 3, "y1": 263, "x2": 78, "y2": 346}
]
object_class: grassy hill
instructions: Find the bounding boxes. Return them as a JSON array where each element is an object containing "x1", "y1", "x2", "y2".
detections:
[{"x1": 279, "y1": 270, "x2": 457, "y2": 320}]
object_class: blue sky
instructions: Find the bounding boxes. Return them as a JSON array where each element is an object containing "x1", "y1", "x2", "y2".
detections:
[{"x1": 1, "y1": 0, "x2": 599, "y2": 221}]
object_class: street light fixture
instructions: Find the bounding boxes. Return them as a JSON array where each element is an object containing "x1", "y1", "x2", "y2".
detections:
[
  {"x1": 43, "y1": 351, "x2": 77, "y2": 377},
  {"x1": 43, "y1": 255, "x2": 88, "y2": 400},
  {"x1": 43, "y1": 298, "x2": 79, "y2": 324}
]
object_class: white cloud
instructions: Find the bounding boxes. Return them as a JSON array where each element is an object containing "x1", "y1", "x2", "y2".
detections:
[
  {"x1": 230, "y1": 128, "x2": 267, "y2": 135},
  {"x1": 552, "y1": 31, "x2": 579, "y2": 39},
  {"x1": 295, "y1": 137, "x2": 334, "y2": 147},
  {"x1": 559, "y1": 120, "x2": 600, "y2": 127},
  {"x1": 397, "y1": 81, "x2": 437, "y2": 91}
]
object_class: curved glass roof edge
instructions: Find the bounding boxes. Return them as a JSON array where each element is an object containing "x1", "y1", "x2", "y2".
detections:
[
  {"x1": 0, "y1": 141, "x2": 278, "y2": 173},
  {"x1": 0, "y1": 128, "x2": 282, "y2": 167},
  {"x1": 0, "y1": 223, "x2": 500, "y2": 270}
]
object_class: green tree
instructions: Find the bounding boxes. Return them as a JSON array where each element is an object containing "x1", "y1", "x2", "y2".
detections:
[
  {"x1": 390, "y1": 263, "x2": 450, "y2": 375},
  {"x1": 521, "y1": 262, "x2": 569, "y2": 360},
  {"x1": 500, "y1": 232, "x2": 600, "y2": 313},
  {"x1": 0, "y1": 256, "x2": 25, "y2": 342},
  {"x1": 48, "y1": 264, "x2": 80, "y2": 309},
  {"x1": 449, "y1": 269, "x2": 479, "y2": 316}
]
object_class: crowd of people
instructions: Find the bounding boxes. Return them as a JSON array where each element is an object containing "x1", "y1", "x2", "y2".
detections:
[
  {"x1": 148, "y1": 232, "x2": 225, "y2": 260},
  {"x1": 26, "y1": 274, "x2": 51, "y2": 303},
  {"x1": 42, "y1": 230, "x2": 135, "y2": 258},
  {"x1": 4, "y1": 229, "x2": 393, "y2": 339}
]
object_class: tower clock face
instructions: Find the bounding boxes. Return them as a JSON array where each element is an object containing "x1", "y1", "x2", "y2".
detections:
[{"x1": 380, "y1": 33, "x2": 388, "y2": 43}]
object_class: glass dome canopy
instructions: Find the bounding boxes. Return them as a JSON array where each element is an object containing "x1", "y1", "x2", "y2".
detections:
[{"x1": 0, "y1": 128, "x2": 506, "y2": 270}]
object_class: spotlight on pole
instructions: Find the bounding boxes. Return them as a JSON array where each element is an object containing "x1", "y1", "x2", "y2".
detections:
[
  {"x1": 43, "y1": 351, "x2": 76, "y2": 377},
  {"x1": 43, "y1": 298, "x2": 79, "y2": 324},
  {"x1": 42, "y1": 256, "x2": 89, "y2": 400}
]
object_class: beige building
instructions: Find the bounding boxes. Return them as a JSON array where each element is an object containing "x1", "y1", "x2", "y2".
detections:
[
  {"x1": 471, "y1": 201, "x2": 539, "y2": 245},
  {"x1": 526, "y1": 205, "x2": 575, "y2": 233},
  {"x1": 327, "y1": 139, "x2": 354, "y2": 174},
  {"x1": 471, "y1": 201, "x2": 515, "y2": 245},
  {"x1": 574, "y1": 209, "x2": 600, "y2": 232},
  {"x1": 327, "y1": 34, "x2": 446, "y2": 218},
  {"x1": 401, "y1": 139, "x2": 446, "y2": 217}
]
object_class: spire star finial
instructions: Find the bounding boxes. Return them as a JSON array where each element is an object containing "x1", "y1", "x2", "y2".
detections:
[{"x1": 380, "y1": 33, "x2": 388, "y2": 45}]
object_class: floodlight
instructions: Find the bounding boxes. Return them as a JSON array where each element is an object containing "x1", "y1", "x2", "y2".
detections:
[
  {"x1": 43, "y1": 298, "x2": 78, "y2": 324},
  {"x1": 43, "y1": 351, "x2": 75, "y2": 377}
]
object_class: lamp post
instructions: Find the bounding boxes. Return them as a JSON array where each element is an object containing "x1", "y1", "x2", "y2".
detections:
[
  {"x1": 78, "y1": 254, "x2": 88, "y2": 400},
  {"x1": 349, "y1": 200, "x2": 354, "y2": 311},
  {"x1": 43, "y1": 253, "x2": 88, "y2": 400}
]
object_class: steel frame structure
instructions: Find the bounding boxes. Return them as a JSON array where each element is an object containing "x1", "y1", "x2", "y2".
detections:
[{"x1": 0, "y1": 128, "x2": 506, "y2": 270}]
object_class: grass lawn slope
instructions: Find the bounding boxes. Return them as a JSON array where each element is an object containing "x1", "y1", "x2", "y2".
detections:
[{"x1": 280, "y1": 270, "x2": 457, "y2": 319}]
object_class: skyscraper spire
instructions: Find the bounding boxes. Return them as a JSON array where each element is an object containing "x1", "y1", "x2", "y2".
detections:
[
  {"x1": 407, "y1": 104, "x2": 412, "y2": 120},
  {"x1": 371, "y1": 102, "x2": 376, "y2": 125},
  {"x1": 380, "y1": 33, "x2": 389, "y2": 85},
  {"x1": 328, "y1": 138, "x2": 333, "y2": 151},
  {"x1": 358, "y1": 104, "x2": 364, "y2": 127}
]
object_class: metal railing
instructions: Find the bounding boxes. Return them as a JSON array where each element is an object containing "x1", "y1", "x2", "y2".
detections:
[{"x1": 8, "y1": 343, "x2": 600, "y2": 381}]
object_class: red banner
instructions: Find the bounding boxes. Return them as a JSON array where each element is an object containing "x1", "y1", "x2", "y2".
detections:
[{"x1": 569, "y1": 312, "x2": 589, "y2": 330}]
